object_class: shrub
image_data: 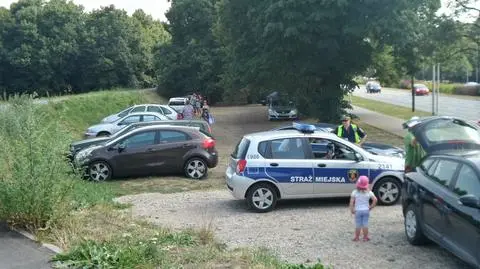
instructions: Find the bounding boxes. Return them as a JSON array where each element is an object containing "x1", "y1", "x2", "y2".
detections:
[
  {"x1": 454, "y1": 85, "x2": 480, "y2": 96},
  {"x1": 0, "y1": 95, "x2": 114, "y2": 231}
]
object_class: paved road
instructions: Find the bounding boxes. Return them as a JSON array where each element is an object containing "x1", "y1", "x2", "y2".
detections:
[
  {"x1": 353, "y1": 86, "x2": 480, "y2": 122},
  {"x1": 0, "y1": 222, "x2": 54, "y2": 269}
]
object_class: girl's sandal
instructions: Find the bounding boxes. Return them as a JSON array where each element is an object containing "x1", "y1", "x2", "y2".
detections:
[
  {"x1": 352, "y1": 237, "x2": 360, "y2": 242},
  {"x1": 362, "y1": 237, "x2": 370, "y2": 242}
]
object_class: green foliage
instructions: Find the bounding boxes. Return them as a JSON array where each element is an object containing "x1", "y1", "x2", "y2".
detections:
[
  {"x1": 0, "y1": 1, "x2": 170, "y2": 96},
  {"x1": 214, "y1": 0, "x2": 439, "y2": 121},
  {"x1": 0, "y1": 95, "x2": 114, "y2": 230},
  {"x1": 43, "y1": 89, "x2": 152, "y2": 138},
  {"x1": 155, "y1": 0, "x2": 223, "y2": 103}
]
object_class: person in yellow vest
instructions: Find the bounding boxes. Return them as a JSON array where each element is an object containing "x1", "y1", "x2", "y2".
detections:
[{"x1": 334, "y1": 115, "x2": 367, "y2": 146}]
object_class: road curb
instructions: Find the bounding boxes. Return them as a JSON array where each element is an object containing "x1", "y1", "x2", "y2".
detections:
[{"x1": 11, "y1": 227, "x2": 63, "y2": 254}]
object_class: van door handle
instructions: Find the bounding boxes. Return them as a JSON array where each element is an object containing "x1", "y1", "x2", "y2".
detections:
[
  {"x1": 182, "y1": 143, "x2": 190, "y2": 148},
  {"x1": 317, "y1": 163, "x2": 326, "y2": 167},
  {"x1": 270, "y1": 163, "x2": 279, "y2": 167}
]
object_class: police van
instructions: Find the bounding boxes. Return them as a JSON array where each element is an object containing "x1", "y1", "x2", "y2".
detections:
[{"x1": 225, "y1": 123, "x2": 405, "y2": 212}]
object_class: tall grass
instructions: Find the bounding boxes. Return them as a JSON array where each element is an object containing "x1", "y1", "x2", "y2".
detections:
[
  {"x1": 0, "y1": 95, "x2": 114, "y2": 231},
  {"x1": 44, "y1": 89, "x2": 153, "y2": 138}
]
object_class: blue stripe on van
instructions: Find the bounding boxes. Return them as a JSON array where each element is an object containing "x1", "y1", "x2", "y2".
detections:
[{"x1": 241, "y1": 167, "x2": 402, "y2": 184}]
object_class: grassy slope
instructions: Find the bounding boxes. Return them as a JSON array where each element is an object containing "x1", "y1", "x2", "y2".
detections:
[
  {"x1": 28, "y1": 89, "x2": 326, "y2": 269},
  {"x1": 349, "y1": 95, "x2": 431, "y2": 120}
]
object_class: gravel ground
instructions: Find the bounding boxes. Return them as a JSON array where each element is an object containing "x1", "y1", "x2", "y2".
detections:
[{"x1": 117, "y1": 190, "x2": 471, "y2": 269}]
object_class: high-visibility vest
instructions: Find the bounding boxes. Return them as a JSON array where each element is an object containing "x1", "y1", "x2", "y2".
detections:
[{"x1": 337, "y1": 124, "x2": 361, "y2": 143}]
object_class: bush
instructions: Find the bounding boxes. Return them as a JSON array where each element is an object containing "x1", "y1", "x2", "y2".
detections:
[
  {"x1": 454, "y1": 85, "x2": 480, "y2": 96},
  {"x1": 0, "y1": 95, "x2": 114, "y2": 231}
]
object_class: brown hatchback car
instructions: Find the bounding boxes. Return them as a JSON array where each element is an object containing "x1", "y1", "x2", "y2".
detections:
[{"x1": 73, "y1": 125, "x2": 218, "y2": 181}]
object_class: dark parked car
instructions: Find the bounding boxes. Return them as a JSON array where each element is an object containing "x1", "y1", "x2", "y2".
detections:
[
  {"x1": 73, "y1": 125, "x2": 218, "y2": 181},
  {"x1": 272, "y1": 123, "x2": 405, "y2": 158},
  {"x1": 402, "y1": 116, "x2": 480, "y2": 269},
  {"x1": 67, "y1": 120, "x2": 212, "y2": 162}
]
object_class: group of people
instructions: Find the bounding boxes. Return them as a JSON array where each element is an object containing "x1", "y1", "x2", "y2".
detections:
[
  {"x1": 180, "y1": 93, "x2": 212, "y2": 123},
  {"x1": 335, "y1": 114, "x2": 424, "y2": 242}
]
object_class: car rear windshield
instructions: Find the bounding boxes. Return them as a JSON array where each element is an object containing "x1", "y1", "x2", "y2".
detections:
[
  {"x1": 231, "y1": 137, "x2": 250, "y2": 159},
  {"x1": 424, "y1": 119, "x2": 480, "y2": 144}
]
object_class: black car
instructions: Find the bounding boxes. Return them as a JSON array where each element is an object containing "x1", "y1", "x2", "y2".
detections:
[
  {"x1": 73, "y1": 125, "x2": 218, "y2": 181},
  {"x1": 272, "y1": 123, "x2": 405, "y2": 158},
  {"x1": 401, "y1": 116, "x2": 480, "y2": 269},
  {"x1": 67, "y1": 120, "x2": 212, "y2": 162}
]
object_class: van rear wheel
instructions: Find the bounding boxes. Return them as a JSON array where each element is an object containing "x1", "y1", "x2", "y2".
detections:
[{"x1": 246, "y1": 183, "x2": 278, "y2": 213}]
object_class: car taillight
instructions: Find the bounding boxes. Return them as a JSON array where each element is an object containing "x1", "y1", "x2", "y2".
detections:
[
  {"x1": 202, "y1": 138, "x2": 216, "y2": 149},
  {"x1": 236, "y1": 159, "x2": 247, "y2": 174}
]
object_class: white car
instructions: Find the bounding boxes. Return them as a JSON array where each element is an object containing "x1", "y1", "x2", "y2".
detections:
[
  {"x1": 168, "y1": 97, "x2": 189, "y2": 113},
  {"x1": 85, "y1": 112, "x2": 169, "y2": 138},
  {"x1": 226, "y1": 123, "x2": 405, "y2": 212},
  {"x1": 101, "y1": 104, "x2": 179, "y2": 123}
]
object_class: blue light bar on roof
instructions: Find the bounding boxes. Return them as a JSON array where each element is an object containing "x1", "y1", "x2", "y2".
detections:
[{"x1": 292, "y1": 122, "x2": 316, "y2": 133}]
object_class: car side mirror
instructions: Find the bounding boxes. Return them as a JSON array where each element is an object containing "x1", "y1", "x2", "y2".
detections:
[
  {"x1": 355, "y1": 153, "x2": 363, "y2": 162},
  {"x1": 458, "y1": 195, "x2": 480, "y2": 209},
  {"x1": 111, "y1": 143, "x2": 126, "y2": 152}
]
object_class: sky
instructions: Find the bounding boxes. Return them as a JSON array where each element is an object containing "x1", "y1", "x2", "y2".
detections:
[{"x1": 0, "y1": 0, "x2": 478, "y2": 23}]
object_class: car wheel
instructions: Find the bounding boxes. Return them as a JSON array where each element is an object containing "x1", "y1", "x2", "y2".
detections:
[
  {"x1": 184, "y1": 158, "x2": 208, "y2": 179},
  {"x1": 373, "y1": 177, "x2": 401, "y2": 205},
  {"x1": 88, "y1": 161, "x2": 112, "y2": 182},
  {"x1": 97, "y1": 131, "x2": 110, "y2": 137},
  {"x1": 404, "y1": 204, "x2": 428, "y2": 245},
  {"x1": 246, "y1": 183, "x2": 278, "y2": 213}
]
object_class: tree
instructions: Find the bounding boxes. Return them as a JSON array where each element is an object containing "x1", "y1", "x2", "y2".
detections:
[
  {"x1": 216, "y1": 0, "x2": 441, "y2": 121},
  {"x1": 155, "y1": 0, "x2": 223, "y2": 103}
]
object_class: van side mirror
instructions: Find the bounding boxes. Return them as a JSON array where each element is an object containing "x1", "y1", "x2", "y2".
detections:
[{"x1": 458, "y1": 195, "x2": 480, "y2": 209}]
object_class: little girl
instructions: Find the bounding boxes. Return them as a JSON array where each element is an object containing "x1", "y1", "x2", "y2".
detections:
[{"x1": 349, "y1": 175, "x2": 378, "y2": 242}]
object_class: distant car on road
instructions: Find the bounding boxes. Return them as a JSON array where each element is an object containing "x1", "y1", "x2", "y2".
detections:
[
  {"x1": 74, "y1": 125, "x2": 218, "y2": 181},
  {"x1": 68, "y1": 120, "x2": 212, "y2": 162},
  {"x1": 413, "y1": 84, "x2": 430, "y2": 96},
  {"x1": 85, "y1": 112, "x2": 169, "y2": 138},
  {"x1": 464, "y1": 82, "x2": 479, "y2": 86},
  {"x1": 402, "y1": 116, "x2": 480, "y2": 269},
  {"x1": 272, "y1": 123, "x2": 405, "y2": 158},
  {"x1": 366, "y1": 81, "x2": 382, "y2": 93},
  {"x1": 101, "y1": 104, "x2": 179, "y2": 122}
]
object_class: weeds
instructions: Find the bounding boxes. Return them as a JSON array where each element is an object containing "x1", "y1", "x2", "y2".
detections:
[{"x1": 0, "y1": 95, "x2": 113, "y2": 231}]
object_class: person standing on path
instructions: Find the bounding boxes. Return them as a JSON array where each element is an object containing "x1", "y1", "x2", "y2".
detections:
[
  {"x1": 334, "y1": 115, "x2": 367, "y2": 146},
  {"x1": 349, "y1": 175, "x2": 378, "y2": 242},
  {"x1": 402, "y1": 116, "x2": 426, "y2": 173},
  {"x1": 182, "y1": 99, "x2": 195, "y2": 120}
]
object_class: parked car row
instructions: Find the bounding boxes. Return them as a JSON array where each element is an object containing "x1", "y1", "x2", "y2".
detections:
[{"x1": 70, "y1": 99, "x2": 216, "y2": 181}]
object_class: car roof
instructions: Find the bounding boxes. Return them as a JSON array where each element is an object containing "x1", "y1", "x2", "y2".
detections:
[
  {"x1": 244, "y1": 129, "x2": 342, "y2": 141},
  {"x1": 123, "y1": 112, "x2": 165, "y2": 116},
  {"x1": 430, "y1": 150, "x2": 480, "y2": 168},
  {"x1": 130, "y1": 104, "x2": 168, "y2": 107}
]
